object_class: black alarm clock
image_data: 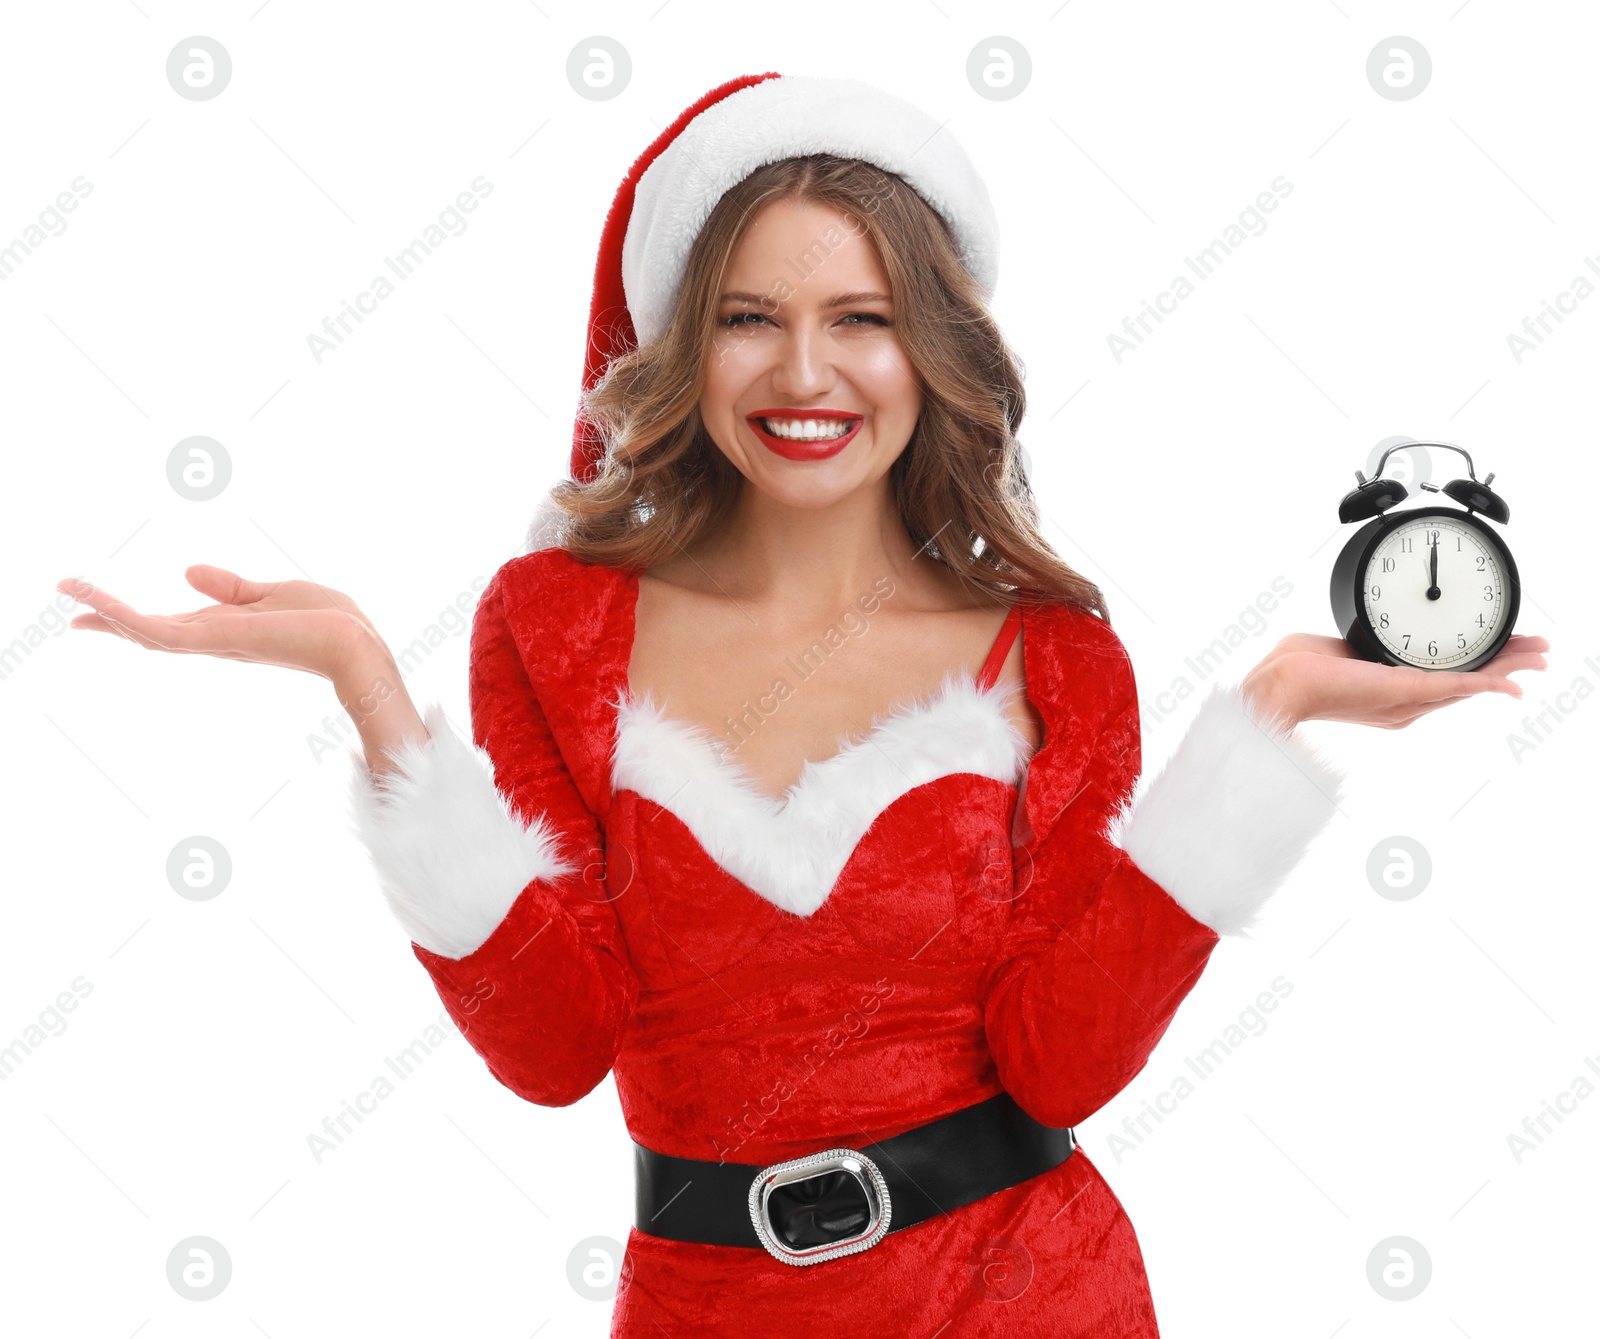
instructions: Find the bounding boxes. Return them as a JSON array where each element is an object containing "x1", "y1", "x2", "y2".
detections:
[{"x1": 1329, "y1": 441, "x2": 1520, "y2": 672}]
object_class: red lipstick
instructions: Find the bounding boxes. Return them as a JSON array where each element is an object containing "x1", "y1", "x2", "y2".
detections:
[{"x1": 744, "y1": 408, "x2": 863, "y2": 461}]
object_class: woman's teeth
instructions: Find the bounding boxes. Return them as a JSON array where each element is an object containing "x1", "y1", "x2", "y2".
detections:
[{"x1": 761, "y1": 417, "x2": 855, "y2": 441}]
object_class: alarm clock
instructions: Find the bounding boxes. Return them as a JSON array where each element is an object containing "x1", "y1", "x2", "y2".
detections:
[{"x1": 1329, "y1": 441, "x2": 1520, "y2": 672}]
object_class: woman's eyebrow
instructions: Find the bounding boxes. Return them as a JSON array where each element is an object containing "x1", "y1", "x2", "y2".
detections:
[
  {"x1": 822, "y1": 290, "x2": 892, "y2": 308},
  {"x1": 716, "y1": 289, "x2": 893, "y2": 307}
]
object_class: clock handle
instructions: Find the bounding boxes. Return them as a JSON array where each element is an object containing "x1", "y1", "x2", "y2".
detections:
[{"x1": 1338, "y1": 441, "x2": 1509, "y2": 525}]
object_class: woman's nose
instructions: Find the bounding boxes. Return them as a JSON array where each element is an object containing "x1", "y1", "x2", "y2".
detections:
[{"x1": 769, "y1": 324, "x2": 834, "y2": 398}]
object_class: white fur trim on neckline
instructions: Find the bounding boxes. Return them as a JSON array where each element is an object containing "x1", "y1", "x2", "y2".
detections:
[{"x1": 610, "y1": 671, "x2": 1032, "y2": 918}]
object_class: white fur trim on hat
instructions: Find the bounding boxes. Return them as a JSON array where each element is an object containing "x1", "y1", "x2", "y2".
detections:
[
  {"x1": 1110, "y1": 683, "x2": 1346, "y2": 938},
  {"x1": 621, "y1": 75, "x2": 1000, "y2": 345},
  {"x1": 523, "y1": 482, "x2": 570, "y2": 555}
]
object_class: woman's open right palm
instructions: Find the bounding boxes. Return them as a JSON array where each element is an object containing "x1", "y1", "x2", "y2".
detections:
[{"x1": 55, "y1": 564, "x2": 382, "y2": 684}]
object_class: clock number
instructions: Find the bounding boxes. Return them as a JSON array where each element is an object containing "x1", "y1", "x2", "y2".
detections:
[
  {"x1": 1427, "y1": 530, "x2": 1440, "y2": 546},
  {"x1": 1484, "y1": 585, "x2": 1494, "y2": 601},
  {"x1": 1400, "y1": 537, "x2": 1413, "y2": 553},
  {"x1": 1382, "y1": 557, "x2": 1395, "y2": 573},
  {"x1": 1371, "y1": 584, "x2": 1382, "y2": 599},
  {"x1": 1476, "y1": 613, "x2": 1485, "y2": 628},
  {"x1": 1476, "y1": 556, "x2": 1486, "y2": 570},
  {"x1": 1378, "y1": 612, "x2": 1389, "y2": 628},
  {"x1": 1428, "y1": 640, "x2": 1438, "y2": 657},
  {"x1": 1401, "y1": 634, "x2": 1411, "y2": 650},
  {"x1": 1457, "y1": 634, "x2": 1466, "y2": 648}
]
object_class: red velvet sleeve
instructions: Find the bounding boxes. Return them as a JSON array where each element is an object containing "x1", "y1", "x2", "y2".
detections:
[
  {"x1": 978, "y1": 640, "x2": 1222, "y2": 1130},
  {"x1": 352, "y1": 566, "x2": 641, "y2": 1108}
]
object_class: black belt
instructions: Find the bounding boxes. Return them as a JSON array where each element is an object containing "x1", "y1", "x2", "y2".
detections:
[{"x1": 633, "y1": 1090, "x2": 1076, "y2": 1266}]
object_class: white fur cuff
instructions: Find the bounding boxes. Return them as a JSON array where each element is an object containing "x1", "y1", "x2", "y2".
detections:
[
  {"x1": 1110, "y1": 683, "x2": 1345, "y2": 938},
  {"x1": 346, "y1": 702, "x2": 578, "y2": 959}
]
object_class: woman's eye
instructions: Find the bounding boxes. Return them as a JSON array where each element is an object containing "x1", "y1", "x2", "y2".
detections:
[{"x1": 718, "y1": 311, "x2": 889, "y2": 329}]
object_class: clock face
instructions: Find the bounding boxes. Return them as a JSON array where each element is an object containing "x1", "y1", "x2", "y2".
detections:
[{"x1": 1362, "y1": 515, "x2": 1510, "y2": 668}]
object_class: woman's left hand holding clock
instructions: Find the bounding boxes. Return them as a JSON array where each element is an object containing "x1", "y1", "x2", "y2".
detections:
[{"x1": 1240, "y1": 631, "x2": 1550, "y2": 731}]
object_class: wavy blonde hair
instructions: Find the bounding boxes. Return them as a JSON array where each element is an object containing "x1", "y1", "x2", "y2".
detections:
[{"x1": 542, "y1": 153, "x2": 1109, "y2": 621}]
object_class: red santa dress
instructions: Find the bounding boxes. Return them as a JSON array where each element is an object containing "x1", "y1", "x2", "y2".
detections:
[{"x1": 349, "y1": 545, "x2": 1344, "y2": 1336}]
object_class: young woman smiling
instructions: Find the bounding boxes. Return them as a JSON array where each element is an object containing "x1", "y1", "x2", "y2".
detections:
[{"x1": 58, "y1": 74, "x2": 1548, "y2": 1338}]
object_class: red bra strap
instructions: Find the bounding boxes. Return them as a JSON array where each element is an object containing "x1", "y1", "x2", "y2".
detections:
[{"x1": 976, "y1": 604, "x2": 1023, "y2": 691}]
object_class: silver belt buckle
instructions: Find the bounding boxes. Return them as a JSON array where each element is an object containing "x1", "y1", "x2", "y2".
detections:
[{"x1": 748, "y1": 1146, "x2": 892, "y2": 1266}]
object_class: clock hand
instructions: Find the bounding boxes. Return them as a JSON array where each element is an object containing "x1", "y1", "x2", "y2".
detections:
[{"x1": 1426, "y1": 539, "x2": 1439, "y2": 600}]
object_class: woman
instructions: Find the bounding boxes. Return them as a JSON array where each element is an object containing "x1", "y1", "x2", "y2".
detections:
[{"x1": 58, "y1": 74, "x2": 1546, "y2": 1337}]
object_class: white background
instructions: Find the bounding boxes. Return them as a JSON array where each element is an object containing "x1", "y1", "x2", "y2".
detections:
[{"x1": 2, "y1": 2, "x2": 1596, "y2": 1335}]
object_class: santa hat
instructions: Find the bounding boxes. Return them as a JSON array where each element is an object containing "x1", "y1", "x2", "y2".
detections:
[{"x1": 566, "y1": 72, "x2": 1002, "y2": 484}]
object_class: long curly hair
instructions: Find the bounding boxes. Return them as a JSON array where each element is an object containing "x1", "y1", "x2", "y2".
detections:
[{"x1": 541, "y1": 152, "x2": 1109, "y2": 621}]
